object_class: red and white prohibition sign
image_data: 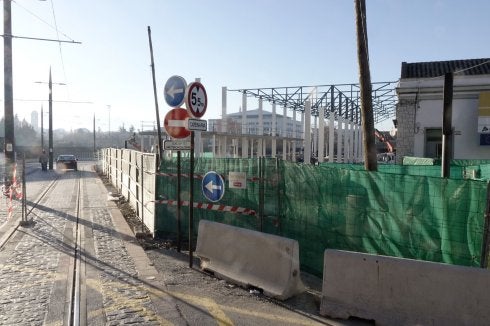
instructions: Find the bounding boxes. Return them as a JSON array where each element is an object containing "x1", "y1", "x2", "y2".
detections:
[
  {"x1": 185, "y1": 82, "x2": 207, "y2": 118},
  {"x1": 164, "y1": 108, "x2": 191, "y2": 139}
]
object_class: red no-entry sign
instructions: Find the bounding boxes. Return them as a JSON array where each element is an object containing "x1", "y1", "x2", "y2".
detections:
[{"x1": 164, "y1": 108, "x2": 191, "y2": 139}]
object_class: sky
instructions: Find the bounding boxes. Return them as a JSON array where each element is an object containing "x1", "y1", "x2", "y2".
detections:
[{"x1": 2, "y1": 0, "x2": 490, "y2": 132}]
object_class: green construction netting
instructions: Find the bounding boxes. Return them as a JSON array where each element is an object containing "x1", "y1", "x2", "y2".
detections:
[
  {"x1": 320, "y1": 162, "x2": 465, "y2": 179},
  {"x1": 155, "y1": 158, "x2": 489, "y2": 277},
  {"x1": 156, "y1": 157, "x2": 280, "y2": 238}
]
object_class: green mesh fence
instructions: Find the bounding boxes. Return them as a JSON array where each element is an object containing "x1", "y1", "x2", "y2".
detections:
[
  {"x1": 156, "y1": 157, "x2": 281, "y2": 240},
  {"x1": 156, "y1": 158, "x2": 489, "y2": 277},
  {"x1": 320, "y1": 162, "x2": 465, "y2": 179}
]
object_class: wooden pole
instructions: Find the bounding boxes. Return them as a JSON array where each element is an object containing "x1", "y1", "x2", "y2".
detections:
[
  {"x1": 355, "y1": 0, "x2": 377, "y2": 171},
  {"x1": 147, "y1": 26, "x2": 163, "y2": 163}
]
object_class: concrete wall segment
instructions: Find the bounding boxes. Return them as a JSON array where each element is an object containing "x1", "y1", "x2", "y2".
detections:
[
  {"x1": 320, "y1": 249, "x2": 490, "y2": 326},
  {"x1": 195, "y1": 220, "x2": 305, "y2": 300}
]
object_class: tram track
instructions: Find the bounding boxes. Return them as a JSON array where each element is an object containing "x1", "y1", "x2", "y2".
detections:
[
  {"x1": 0, "y1": 169, "x2": 86, "y2": 325},
  {"x1": 68, "y1": 174, "x2": 83, "y2": 326}
]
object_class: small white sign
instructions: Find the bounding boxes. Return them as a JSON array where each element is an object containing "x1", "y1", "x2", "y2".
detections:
[
  {"x1": 229, "y1": 172, "x2": 246, "y2": 189},
  {"x1": 186, "y1": 118, "x2": 207, "y2": 131},
  {"x1": 164, "y1": 140, "x2": 191, "y2": 151}
]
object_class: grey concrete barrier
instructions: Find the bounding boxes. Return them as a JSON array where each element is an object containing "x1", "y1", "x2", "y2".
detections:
[
  {"x1": 195, "y1": 220, "x2": 305, "y2": 300},
  {"x1": 320, "y1": 249, "x2": 490, "y2": 325}
]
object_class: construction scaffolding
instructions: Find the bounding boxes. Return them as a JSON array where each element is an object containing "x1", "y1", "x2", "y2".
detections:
[{"x1": 229, "y1": 81, "x2": 398, "y2": 124}]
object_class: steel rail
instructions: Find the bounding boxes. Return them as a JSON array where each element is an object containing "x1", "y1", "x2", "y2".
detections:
[{"x1": 68, "y1": 172, "x2": 82, "y2": 326}]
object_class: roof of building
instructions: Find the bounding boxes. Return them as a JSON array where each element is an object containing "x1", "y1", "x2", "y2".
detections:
[{"x1": 400, "y1": 58, "x2": 490, "y2": 79}]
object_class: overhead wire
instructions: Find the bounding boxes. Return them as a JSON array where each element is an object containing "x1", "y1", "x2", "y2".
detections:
[
  {"x1": 49, "y1": 0, "x2": 70, "y2": 93},
  {"x1": 11, "y1": 0, "x2": 75, "y2": 42}
]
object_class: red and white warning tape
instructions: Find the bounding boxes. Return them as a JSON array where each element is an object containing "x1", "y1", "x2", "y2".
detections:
[
  {"x1": 153, "y1": 171, "x2": 261, "y2": 182},
  {"x1": 7, "y1": 163, "x2": 23, "y2": 219},
  {"x1": 149, "y1": 199, "x2": 256, "y2": 216}
]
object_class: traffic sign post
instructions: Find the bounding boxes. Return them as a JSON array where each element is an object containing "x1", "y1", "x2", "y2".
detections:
[
  {"x1": 164, "y1": 108, "x2": 191, "y2": 139},
  {"x1": 202, "y1": 171, "x2": 225, "y2": 202},
  {"x1": 164, "y1": 75, "x2": 187, "y2": 108},
  {"x1": 164, "y1": 78, "x2": 209, "y2": 269},
  {"x1": 185, "y1": 82, "x2": 207, "y2": 118}
]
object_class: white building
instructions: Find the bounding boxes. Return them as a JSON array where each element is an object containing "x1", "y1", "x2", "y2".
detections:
[
  {"x1": 208, "y1": 109, "x2": 303, "y2": 138},
  {"x1": 396, "y1": 58, "x2": 490, "y2": 163}
]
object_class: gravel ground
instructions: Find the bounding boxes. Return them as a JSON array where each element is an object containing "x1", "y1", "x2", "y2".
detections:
[{"x1": 100, "y1": 174, "x2": 372, "y2": 325}]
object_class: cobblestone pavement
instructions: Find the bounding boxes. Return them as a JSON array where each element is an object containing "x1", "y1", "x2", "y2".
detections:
[
  {"x1": 0, "y1": 170, "x2": 75, "y2": 325},
  {"x1": 0, "y1": 164, "x2": 182, "y2": 325},
  {"x1": 82, "y1": 176, "x2": 165, "y2": 325}
]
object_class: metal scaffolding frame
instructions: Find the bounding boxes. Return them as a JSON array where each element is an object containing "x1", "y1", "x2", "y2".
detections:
[{"x1": 229, "y1": 81, "x2": 398, "y2": 124}]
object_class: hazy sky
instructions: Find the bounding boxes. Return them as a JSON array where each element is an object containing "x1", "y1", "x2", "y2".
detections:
[{"x1": 2, "y1": 0, "x2": 490, "y2": 132}]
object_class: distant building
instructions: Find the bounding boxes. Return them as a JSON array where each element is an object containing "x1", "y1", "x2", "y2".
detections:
[
  {"x1": 396, "y1": 58, "x2": 490, "y2": 162},
  {"x1": 31, "y1": 110, "x2": 39, "y2": 132},
  {"x1": 208, "y1": 109, "x2": 303, "y2": 138}
]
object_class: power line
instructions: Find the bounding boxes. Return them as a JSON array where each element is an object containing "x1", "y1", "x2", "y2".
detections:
[
  {"x1": 1, "y1": 98, "x2": 93, "y2": 104},
  {"x1": 0, "y1": 34, "x2": 81, "y2": 44},
  {"x1": 49, "y1": 0, "x2": 69, "y2": 88},
  {"x1": 12, "y1": 0, "x2": 75, "y2": 42}
]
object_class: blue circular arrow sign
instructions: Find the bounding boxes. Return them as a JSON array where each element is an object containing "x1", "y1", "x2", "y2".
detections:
[
  {"x1": 202, "y1": 171, "x2": 225, "y2": 202},
  {"x1": 164, "y1": 75, "x2": 187, "y2": 107}
]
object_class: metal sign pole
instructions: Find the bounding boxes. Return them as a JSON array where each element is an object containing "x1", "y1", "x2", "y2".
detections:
[
  {"x1": 177, "y1": 151, "x2": 182, "y2": 252},
  {"x1": 189, "y1": 132, "x2": 195, "y2": 268}
]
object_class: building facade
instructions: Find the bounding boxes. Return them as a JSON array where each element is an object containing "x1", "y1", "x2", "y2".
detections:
[
  {"x1": 208, "y1": 109, "x2": 303, "y2": 138},
  {"x1": 396, "y1": 58, "x2": 490, "y2": 163}
]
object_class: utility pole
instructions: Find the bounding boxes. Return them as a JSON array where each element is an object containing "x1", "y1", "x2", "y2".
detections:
[
  {"x1": 147, "y1": 26, "x2": 163, "y2": 163},
  {"x1": 41, "y1": 105, "x2": 44, "y2": 149},
  {"x1": 93, "y1": 113, "x2": 96, "y2": 154},
  {"x1": 355, "y1": 0, "x2": 377, "y2": 171},
  {"x1": 4, "y1": 0, "x2": 15, "y2": 181},
  {"x1": 35, "y1": 71, "x2": 65, "y2": 170},
  {"x1": 48, "y1": 68, "x2": 54, "y2": 169},
  {"x1": 107, "y1": 105, "x2": 111, "y2": 147}
]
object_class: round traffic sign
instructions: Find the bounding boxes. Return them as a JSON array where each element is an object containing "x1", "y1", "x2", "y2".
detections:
[
  {"x1": 185, "y1": 82, "x2": 207, "y2": 118},
  {"x1": 202, "y1": 171, "x2": 225, "y2": 202},
  {"x1": 164, "y1": 75, "x2": 187, "y2": 107},
  {"x1": 164, "y1": 108, "x2": 191, "y2": 139}
]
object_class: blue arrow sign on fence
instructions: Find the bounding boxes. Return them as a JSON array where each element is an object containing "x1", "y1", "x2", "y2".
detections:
[
  {"x1": 202, "y1": 171, "x2": 225, "y2": 202},
  {"x1": 164, "y1": 75, "x2": 187, "y2": 107}
]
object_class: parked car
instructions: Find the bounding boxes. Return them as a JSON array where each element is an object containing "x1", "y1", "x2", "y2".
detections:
[{"x1": 56, "y1": 154, "x2": 78, "y2": 170}]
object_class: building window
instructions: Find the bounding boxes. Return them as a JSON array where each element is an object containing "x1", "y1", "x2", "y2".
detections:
[{"x1": 425, "y1": 128, "x2": 452, "y2": 159}]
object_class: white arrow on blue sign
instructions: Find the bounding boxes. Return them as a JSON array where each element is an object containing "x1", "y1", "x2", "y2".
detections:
[
  {"x1": 164, "y1": 75, "x2": 187, "y2": 107},
  {"x1": 202, "y1": 171, "x2": 225, "y2": 202}
]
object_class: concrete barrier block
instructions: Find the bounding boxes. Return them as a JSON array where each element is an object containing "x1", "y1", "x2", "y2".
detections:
[
  {"x1": 195, "y1": 220, "x2": 305, "y2": 300},
  {"x1": 320, "y1": 249, "x2": 490, "y2": 326}
]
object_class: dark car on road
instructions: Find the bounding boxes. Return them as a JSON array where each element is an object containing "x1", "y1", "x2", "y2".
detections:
[{"x1": 56, "y1": 154, "x2": 78, "y2": 171}]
